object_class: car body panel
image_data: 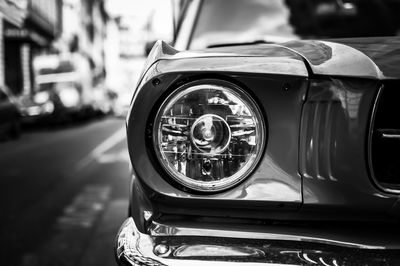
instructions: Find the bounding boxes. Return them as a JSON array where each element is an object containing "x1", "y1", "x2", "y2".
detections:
[
  {"x1": 328, "y1": 37, "x2": 400, "y2": 79},
  {"x1": 299, "y1": 78, "x2": 399, "y2": 211},
  {"x1": 143, "y1": 37, "x2": 400, "y2": 82},
  {"x1": 281, "y1": 37, "x2": 400, "y2": 80},
  {"x1": 155, "y1": 56, "x2": 308, "y2": 78},
  {"x1": 140, "y1": 41, "x2": 309, "y2": 81},
  {"x1": 281, "y1": 40, "x2": 383, "y2": 79}
]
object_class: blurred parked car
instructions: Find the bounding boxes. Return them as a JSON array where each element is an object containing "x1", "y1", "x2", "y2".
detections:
[
  {"x1": 34, "y1": 54, "x2": 94, "y2": 122},
  {"x1": 17, "y1": 91, "x2": 55, "y2": 124},
  {"x1": 18, "y1": 81, "x2": 86, "y2": 125},
  {"x1": 115, "y1": 0, "x2": 400, "y2": 265},
  {"x1": 0, "y1": 87, "x2": 21, "y2": 139}
]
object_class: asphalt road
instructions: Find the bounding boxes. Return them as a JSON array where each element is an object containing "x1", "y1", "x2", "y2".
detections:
[{"x1": 0, "y1": 117, "x2": 129, "y2": 266}]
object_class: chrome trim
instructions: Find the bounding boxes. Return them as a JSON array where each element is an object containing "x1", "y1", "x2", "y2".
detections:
[
  {"x1": 382, "y1": 134, "x2": 400, "y2": 139},
  {"x1": 148, "y1": 221, "x2": 386, "y2": 250},
  {"x1": 115, "y1": 218, "x2": 295, "y2": 266},
  {"x1": 115, "y1": 218, "x2": 400, "y2": 266},
  {"x1": 378, "y1": 129, "x2": 400, "y2": 139}
]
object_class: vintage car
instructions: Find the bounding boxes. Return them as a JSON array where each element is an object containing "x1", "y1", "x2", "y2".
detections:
[
  {"x1": 33, "y1": 54, "x2": 96, "y2": 122},
  {"x1": 116, "y1": 0, "x2": 400, "y2": 265}
]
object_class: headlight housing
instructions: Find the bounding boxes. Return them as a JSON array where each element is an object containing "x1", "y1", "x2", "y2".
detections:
[{"x1": 153, "y1": 80, "x2": 266, "y2": 192}]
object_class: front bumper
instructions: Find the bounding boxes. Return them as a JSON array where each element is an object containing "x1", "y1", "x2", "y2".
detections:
[{"x1": 115, "y1": 217, "x2": 400, "y2": 266}]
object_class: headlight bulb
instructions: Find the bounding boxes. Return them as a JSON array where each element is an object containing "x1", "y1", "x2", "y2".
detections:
[{"x1": 191, "y1": 114, "x2": 231, "y2": 154}]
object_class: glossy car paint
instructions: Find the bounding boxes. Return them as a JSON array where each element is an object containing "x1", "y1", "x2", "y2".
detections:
[
  {"x1": 325, "y1": 37, "x2": 400, "y2": 79},
  {"x1": 299, "y1": 78, "x2": 399, "y2": 215},
  {"x1": 281, "y1": 37, "x2": 400, "y2": 79}
]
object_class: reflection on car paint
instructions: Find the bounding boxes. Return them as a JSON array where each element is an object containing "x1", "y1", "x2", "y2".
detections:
[
  {"x1": 299, "y1": 77, "x2": 398, "y2": 209},
  {"x1": 282, "y1": 40, "x2": 391, "y2": 79}
]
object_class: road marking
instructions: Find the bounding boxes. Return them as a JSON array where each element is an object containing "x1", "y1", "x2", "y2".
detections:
[
  {"x1": 97, "y1": 150, "x2": 130, "y2": 164},
  {"x1": 76, "y1": 126, "x2": 126, "y2": 170},
  {"x1": 77, "y1": 199, "x2": 129, "y2": 266},
  {"x1": 21, "y1": 185, "x2": 112, "y2": 266},
  {"x1": 57, "y1": 185, "x2": 111, "y2": 229}
]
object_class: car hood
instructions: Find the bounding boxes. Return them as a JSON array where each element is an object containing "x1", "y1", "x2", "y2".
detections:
[
  {"x1": 147, "y1": 37, "x2": 400, "y2": 80},
  {"x1": 281, "y1": 37, "x2": 400, "y2": 80}
]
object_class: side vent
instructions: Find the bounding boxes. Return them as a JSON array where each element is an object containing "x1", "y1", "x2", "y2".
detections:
[{"x1": 370, "y1": 81, "x2": 400, "y2": 193}]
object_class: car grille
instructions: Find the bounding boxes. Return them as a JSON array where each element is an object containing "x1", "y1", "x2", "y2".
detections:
[{"x1": 370, "y1": 81, "x2": 400, "y2": 193}]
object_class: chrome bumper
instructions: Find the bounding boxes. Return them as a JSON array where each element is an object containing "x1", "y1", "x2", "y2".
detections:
[
  {"x1": 115, "y1": 218, "x2": 291, "y2": 266},
  {"x1": 115, "y1": 217, "x2": 400, "y2": 266}
]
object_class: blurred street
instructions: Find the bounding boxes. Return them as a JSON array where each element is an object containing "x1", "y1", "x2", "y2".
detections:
[
  {"x1": 0, "y1": 0, "x2": 175, "y2": 265},
  {"x1": 0, "y1": 118, "x2": 129, "y2": 265}
]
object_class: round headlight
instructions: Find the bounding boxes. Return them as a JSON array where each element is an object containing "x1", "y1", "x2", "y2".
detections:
[{"x1": 153, "y1": 80, "x2": 266, "y2": 192}]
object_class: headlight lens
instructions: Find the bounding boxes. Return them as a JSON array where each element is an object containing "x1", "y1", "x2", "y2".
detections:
[{"x1": 154, "y1": 81, "x2": 266, "y2": 192}]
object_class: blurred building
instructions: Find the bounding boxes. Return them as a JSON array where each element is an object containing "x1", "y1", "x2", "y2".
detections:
[
  {"x1": 103, "y1": 0, "x2": 178, "y2": 95},
  {"x1": 0, "y1": 0, "x2": 62, "y2": 96},
  {"x1": 118, "y1": 16, "x2": 147, "y2": 58},
  {"x1": 0, "y1": 0, "x2": 109, "y2": 96},
  {"x1": 103, "y1": 16, "x2": 121, "y2": 92},
  {"x1": 57, "y1": 0, "x2": 108, "y2": 86}
]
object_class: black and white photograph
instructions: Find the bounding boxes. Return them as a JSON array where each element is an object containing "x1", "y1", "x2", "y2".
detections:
[{"x1": 1, "y1": 0, "x2": 400, "y2": 265}]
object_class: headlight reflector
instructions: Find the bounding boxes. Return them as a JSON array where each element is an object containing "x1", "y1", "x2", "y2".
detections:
[
  {"x1": 154, "y1": 80, "x2": 265, "y2": 192},
  {"x1": 191, "y1": 114, "x2": 231, "y2": 154}
]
